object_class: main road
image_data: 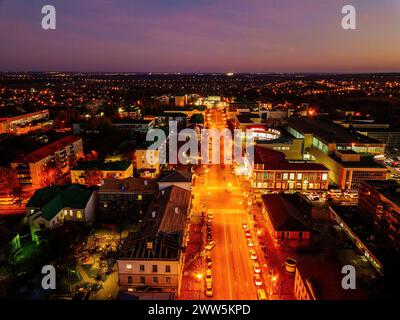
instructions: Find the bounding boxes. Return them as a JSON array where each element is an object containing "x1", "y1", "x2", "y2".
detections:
[{"x1": 195, "y1": 108, "x2": 261, "y2": 299}]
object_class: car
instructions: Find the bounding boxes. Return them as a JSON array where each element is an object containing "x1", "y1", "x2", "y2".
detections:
[
  {"x1": 206, "y1": 254, "x2": 212, "y2": 262},
  {"x1": 345, "y1": 190, "x2": 359, "y2": 199},
  {"x1": 242, "y1": 222, "x2": 248, "y2": 230},
  {"x1": 206, "y1": 269, "x2": 212, "y2": 283},
  {"x1": 254, "y1": 274, "x2": 262, "y2": 286},
  {"x1": 250, "y1": 249, "x2": 257, "y2": 260},
  {"x1": 247, "y1": 239, "x2": 254, "y2": 247},
  {"x1": 206, "y1": 282, "x2": 213, "y2": 297},
  {"x1": 245, "y1": 231, "x2": 251, "y2": 238},
  {"x1": 207, "y1": 235, "x2": 212, "y2": 242},
  {"x1": 205, "y1": 241, "x2": 216, "y2": 251},
  {"x1": 257, "y1": 289, "x2": 267, "y2": 300},
  {"x1": 329, "y1": 189, "x2": 342, "y2": 197},
  {"x1": 253, "y1": 262, "x2": 261, "y2": 273},
  {"x1": 208, "y1": 212, "x2": 213, "y2": 219}
]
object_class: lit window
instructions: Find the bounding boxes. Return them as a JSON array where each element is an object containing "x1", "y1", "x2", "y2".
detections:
[
  {"x1": 322, "y1": 173, "x2": 328, "y2": 181},
  {"x1": 126, "y1": 264, "x2": 132, "y2": 269},
  {"x1": 283, "y1": 173, "x2": 288, "y2": 180},
  {"x1": 77, "y1": 211, "x2": 83, "y2": 219},
  {"x1": 289, "y1": 173, "x2": 295, "y2": 180},
  {"x1": 297, "y1": 173, "x2": 302, "y2": 180},
  {"x1": 138, "y1": 194, "x2": 142, "y2": 201}
]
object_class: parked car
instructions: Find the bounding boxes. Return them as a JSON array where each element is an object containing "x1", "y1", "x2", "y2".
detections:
[
  {"x1": 205, "y1": 241, "x2": 216, "y2": 251},
  {"x1": 250, "y1": 249, "x2": 258, "y2": 260},
  {"x1": 254, "y1": 274, "x2": 262, "y2": 286},
  {"x1": 253, "y1": 262, "x2": 261, "y2": 274},
  {"x1": 257, "y1": 289, "x2": 267, "y2": 300}
]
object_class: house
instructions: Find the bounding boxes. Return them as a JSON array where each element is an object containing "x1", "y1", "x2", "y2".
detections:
[
  {"x1": 261, "y1": 193, "x2": 312, "y2": 241},
  {"x1": 26, "y1": 184, "x2": 97, "y2": 236}
]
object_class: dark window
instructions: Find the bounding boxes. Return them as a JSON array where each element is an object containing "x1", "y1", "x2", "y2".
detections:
[
  {"x1": 140, "y1": 265, "x2": 145, "y2": 272},
  {"x1": 152, "y1": 265, "x2": 158, "y2": 272},
  {"x1": 165, "y1": 265, "x2": 171, "y2": 273},
  {"x1": 128, "y1": 276, "x2": 132, "y2": 284},
  {"x1": 140, "y1": 276, "x2": 145, "y2": 284}
]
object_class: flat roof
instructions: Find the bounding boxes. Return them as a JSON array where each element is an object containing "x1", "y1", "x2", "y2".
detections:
[
  {"x1": 361, "y1": 180, "x2": 400, "y2": 207},
  {"x1": 296, "y1": 256, "x2": 368, "y2": 300},
  {"x1": 254, "y1": 146, "x2": 328, "y2": 171},
  {"x1": 330, "y1": 155, "x2": 387, "y2": 169},
  {"x1": 287, "y1": 118, "x2": 383, "y2": 145}
]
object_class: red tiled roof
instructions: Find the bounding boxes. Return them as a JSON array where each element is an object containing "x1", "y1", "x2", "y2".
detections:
[{"x1": 19, "y1": 136, "x2": 81, "y2": 163}]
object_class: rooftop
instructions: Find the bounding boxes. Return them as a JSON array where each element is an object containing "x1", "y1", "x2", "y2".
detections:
[
  {"x1": 157, "y1": 169, "x2": 193, "y2": 183},
  {"x1": 361, "y1": 180, "x2": 400, "y2": 207},
  {"x1": 99, "y1": 177, "x2": 158, "y2": 194},
  {"x1": 144, "y1": 185, "x2": 191, "y2": 234},
  {"x1": 296, "y1": 256, "x2": 368, "y2": 300},
  {"x1": 27, "y1": 184, "x2": 96, "y2": 221},
  {"x1": 72, "y1": 160, "x2": 132, "y2": 171},
  {"x1": 254, "y1": 146, "x2": 328, "y2": 171},
  {"x1": 287, "y1": 118, "x2": 382, "y2": 145},
  {"x1": 119, "y1": 231, "x2": 182, "y2": 260},
  {"x1": 15, "y1": 136, "x2": 81, "y2": 163},
  {"x1": 329, "y1": 154, "x2": 387, "y2": 169},
  {"x1": 261, "y1": 194, "x2": 312, "y2": 232}
]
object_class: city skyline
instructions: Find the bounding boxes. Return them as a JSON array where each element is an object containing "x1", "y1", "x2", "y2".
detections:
[{"x1": 1, "y1": 0, "x2": 400, "y2": 73}]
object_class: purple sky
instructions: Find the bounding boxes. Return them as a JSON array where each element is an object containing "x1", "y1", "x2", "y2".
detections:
[{"x1": 0, "y1": 0, "x2": 399, "y2": 72}]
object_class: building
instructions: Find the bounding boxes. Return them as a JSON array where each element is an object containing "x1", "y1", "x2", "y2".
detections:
[
  {"x1": 294, "y1": 257, "x2": 367, "y2": 300},
  {"x1": 134, "y1": 149, "x2": 160, "y2": 178},
  {"x1": 327, "y1": 150, "x2": 388, "y2": 190},
  {"x1": 112, "y1": 119, "x2": 155, "y2": 133},
  {"x1": 98, "y1": 178, "x2": 158, "y2": 223},
  {"x1": 0, "y1": 110, "x2": 50, "y2": 134},
  {"x1": 334, "y1": 119, "x2": 400, "y2": 150},
  {"x1": 157, "y1": 170, "x2": 193, "y2": 191},
  {"x1": 174, "y1": 95, "x2": 188, "y2": 107},
  {"x1": 11, "y1": 136, "x2": 84, "y2": 190},
  {"x1": 247, "y1": 147, "x2": 329, "y2": 191},
  {"x1": 261, "y1": 193, "x2": 312, "y2": 241},
  {"x1": 286, "y1": 118, "x2": 387, "y2": 189},
  {"x1": 154, "y1": 112, "x2": 187, "y2": 127},
  {"x1": 358, "y1": 180, "x2": 400, "y2": 251},
  {"x1": 26, "y1": 184, "x2": 97, "y2": 235},
  {"x1": 71, "y1": 160, "x2": 133, "y2": 185},
  {"x1": 117, "y1": 185, "x2": 192, "y2": 296},
  {"x1": 329, "y1": 205, "x2": 384, "y2": 273},
  {"x1": 256, "y1": 128, "x2": 304, "y2": 160}
]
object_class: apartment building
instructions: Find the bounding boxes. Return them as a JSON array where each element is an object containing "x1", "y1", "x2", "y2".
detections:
[
  {"x1": 98, "y1": 178, "x2": 158, "y2": 223},
  {"x1": 11, "y1": 136, "x2": 83, "y2": 190}
]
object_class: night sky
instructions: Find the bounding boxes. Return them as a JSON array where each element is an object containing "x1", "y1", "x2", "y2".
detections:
[{"x1": 0, "y1": 0, "x2": 399, "y2": 72}]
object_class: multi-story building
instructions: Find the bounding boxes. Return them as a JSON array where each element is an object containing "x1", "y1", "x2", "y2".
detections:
[
  {"x1": 98, "y1": 178, "x2": 158, "y2": 223},
  {"x1": 247, "y1": 146, "x2": 329, "y2": 191},
  {"x1": 261, "y1": 193, "x2": 312, "y2": 241},
  {"x1": 157, "y1": 170, "x2": 193, "y2": 191},
  {"x1": 358, "y1": 180, "x2": 400, "y2": 250},
  {"x1": 286, "y1": 118, "x2": 387, "y2": 189},
  {"x1": 0, "y1": 110, "x2": 50, "y2": 134},
  {"x1": 71, "y1": 160, "x2": 133, "y2": 185},
  {"x1": 174, "y1": 95, "x2": 188, "y2": 107},
  {"x1": 11, "y1": 136, "x2": 83, "y2": 190},
  {"x1": 117, "y1": 185, "x2": 192, "y2": 296}
]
